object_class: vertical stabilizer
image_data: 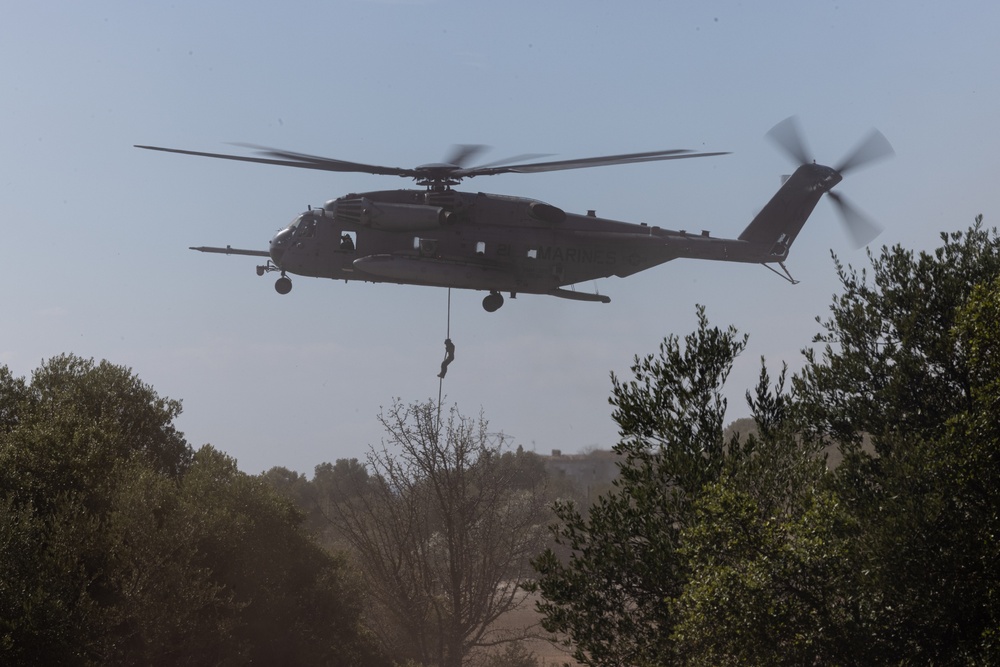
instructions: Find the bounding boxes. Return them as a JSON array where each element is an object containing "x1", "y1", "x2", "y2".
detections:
[{"x1": 738, "y1": 163, "x2": 841, "y2": 261}]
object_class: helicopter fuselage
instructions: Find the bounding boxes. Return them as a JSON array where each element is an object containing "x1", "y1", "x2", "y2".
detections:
[{"x1": 263, "y1": 187, "x2": 794, "y2": 308}]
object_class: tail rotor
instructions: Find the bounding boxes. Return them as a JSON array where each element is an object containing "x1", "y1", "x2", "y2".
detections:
[{"x1": 767, "y1": 116, "x2": 894, "y2": 248}]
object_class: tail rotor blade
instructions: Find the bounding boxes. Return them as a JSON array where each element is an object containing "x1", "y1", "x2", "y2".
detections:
[
  {"x1": 766, "y1": 116, "x2": 812, "y2": 165},
  {"x1": 828, "y1": 191, "x2": 883, "y2": 248},
  {"x1": 835, "y1": 128, "x2": 895, "y2": 175}
]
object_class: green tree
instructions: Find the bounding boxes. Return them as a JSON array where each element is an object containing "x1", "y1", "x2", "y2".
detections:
[
  {"x1": 670, "y1": 366, "x2": 861, "y2": 665},
  {"x1": 531, "y1": 306, "x2": 748, "y2": 666},
  {"x1": 180, "y1": 446, "x2": 383, "y2": 666},
  {"x1": 793, "y1": 219, "x2": 1000, "y2": 661},
  {"x1": 532, "y1": 220, "x2": 1000, "y2": 665},
  {"x1": 0, "y1": 355, "x2": 197, "y2": 663},
  {"x1": 795, "y1": 216, "x2": 1000, "y2": 446},
  {"x1": 0, "y1": 355, "x2": 383, "y2": 666},
  {"x1": 951, "y1": 276, "x2": 1000, "y2": 660},
  {"x1": 955, "y1": 276, "x2": 1000, "y2": 429},
  {"x1": 672, "y1": 484, "x2": 857, "y2": 666}
]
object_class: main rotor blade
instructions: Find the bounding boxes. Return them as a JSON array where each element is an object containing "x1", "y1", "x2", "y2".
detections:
[
  {"x1": 834, "y1": 128, "x2": 895, "y2": 175},
  {"x1": 444, "y1": 144, "x2": 490, "y2": 168},
  {"x1": 828, "y1": 191, "x2": 883, "y2": 248},
  {"x1": 766, "y1": 116, "x2": 812, "y2": 166},
  {"x1": 135, "y1": 144, "x2": 417, "y2": 177},
  {"x1": 468, "y1": 152, "x2": 555, "y2": 170},
  {"x1": 247, "y1": 143, "x2": 553, "y2": 174},
  {"x1": 458, "y1": 148, "x2": 729, "y2": 176},
  {"x1": 137, "y1": 143, "x2": 729, "y2": 181},
  {"x1": 231, "y1": 143, "x2": 417, "y2": 176}
]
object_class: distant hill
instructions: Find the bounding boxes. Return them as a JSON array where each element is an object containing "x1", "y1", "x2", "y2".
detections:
[
  {"x1": 540, "y1": 416, "x2": 852, "y2": 489},
  {"x1": 724, "y1": 417, "x2": 757, "y2": 442},
  {"x1": 542, "y1": 417, "x2": 761, "y2": 494}
]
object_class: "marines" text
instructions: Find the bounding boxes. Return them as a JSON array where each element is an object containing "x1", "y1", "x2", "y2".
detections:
[{"x1": 536, "y1": 246, "x2": 617, "y2": 264}]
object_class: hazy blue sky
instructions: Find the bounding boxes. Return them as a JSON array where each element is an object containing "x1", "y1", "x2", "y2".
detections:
[{"x1": 4, "y1": 1, "x2": 998, "y2": 474}]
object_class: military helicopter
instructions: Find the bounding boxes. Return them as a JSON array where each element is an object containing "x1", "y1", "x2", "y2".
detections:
[{"x1": 136, "y1": 117, "x2": 892, "y2": 312}]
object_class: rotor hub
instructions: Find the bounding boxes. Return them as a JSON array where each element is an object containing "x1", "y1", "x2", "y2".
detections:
[{"x1": 807, "y1": 163, "x2": 843, "y2": 192}]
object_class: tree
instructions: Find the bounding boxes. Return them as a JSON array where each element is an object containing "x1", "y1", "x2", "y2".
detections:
[
  {"x1": 0, "y1": 355, "x2": 383, "y2": 666},
  {"x1": 179, "y1": 446, "x2": 384, "y2": 666},
  {"x1": 530, "y1": 307, "x2": 749, "y2": 666},
  {"x1": 795, "y1": 216, "x2": 1000, "y2": 446},
  {"x1": 954, "y1": 276, "x2": 1000, "y2": 432},
  {"x1": 950, "y1": 276, "x2": 1000, "y2": 661},
  {"x1": 324, "y1": 400, "x2": 549, "y2": 667},
  {"x1": 670, "y1": 366, "x2": 861, "y2": 666},
  {"x1": 265, "y1": 459, "x2": 377, "y2": 551},
  {"x1": 0, "y1": 355, "x2": 198, "y2": 663},
  {"x1": 793, "y1": 218, "x2": 1000, "y2": 661},
  {"x1": 671, "y1": 483, "x2": 857, "y2": 666},
  {"x1": 531, "y1": 220, "x2": 1000, "y2": 664}
]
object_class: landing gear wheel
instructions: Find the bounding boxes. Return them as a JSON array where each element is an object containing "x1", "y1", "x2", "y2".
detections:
[
  {"x1": 482, "y1": 291, "x2": 504, "y2": 312},
  {"x1": 275, "y1": 276, "x2": 293, "y2": 295}
]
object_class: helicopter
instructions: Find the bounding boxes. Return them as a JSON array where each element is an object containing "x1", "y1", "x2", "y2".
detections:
[{"x1": 136, "y1": 117, "x2": 892, "y2": 312}]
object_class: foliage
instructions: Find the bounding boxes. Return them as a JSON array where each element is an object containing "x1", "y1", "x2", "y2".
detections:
[
  {"x1": 265, "y1": 457, "x2": 373, "y2": 548},
  {"x1": 672, "y1": 484, "x2": 856, "y2": 666},
  {"x1": 0, "y1": 355, "x2": 383, "y2": 666},
  {"x1": 478, "y1": 642, "x2": 539, "y2": 667},
  {"x1": 671, "y1": 367, "x2": 860, "y2": 665},
  {"x1": 955, "y1": 275, "x2": 1000, "y2": 421},
  {"x1": 951, "y1": 276, "x2": 1000, "y2": 662},
  {"x1": 324, "y1": 400, "x2": 549, "y2": 667},
  {"x1": 1, "y1": 355, "x2": 190, "y2": 516},
  {"x1": 532, "y1": 218, "x2": 1000, "y2": 665},
  {"x1": 795, "y1": 215, "x2": 1000, "y2": 447},
  {"x1": 530, "y1": 306, "x2": 749, "y2": 666},
  {"x1": 793, "y1": 218, "x2": 1000, "y2": 662},
  {"x1": 5, "y1": 217, "x2": 998, "y2": 664},
  {"x1": 181, "y1": 446, "x2": 382, "y2": 666}
]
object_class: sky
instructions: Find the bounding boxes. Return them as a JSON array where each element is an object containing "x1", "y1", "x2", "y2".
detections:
[{"x1": 3, "y1": 1, "x2": 999, "y2": 475}]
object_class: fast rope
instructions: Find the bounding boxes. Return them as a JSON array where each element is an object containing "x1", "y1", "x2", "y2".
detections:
[{"x1": 436, "y1": 288, "x2": 454, "y2": 430}]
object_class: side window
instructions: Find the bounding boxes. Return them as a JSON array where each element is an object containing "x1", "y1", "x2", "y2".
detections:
[
  {"x1": 339, "y1": 231, "x2": 356, "y2": 252},
  {"x1": 420, "y1": 239, "x2": 438, "y2": 256}
]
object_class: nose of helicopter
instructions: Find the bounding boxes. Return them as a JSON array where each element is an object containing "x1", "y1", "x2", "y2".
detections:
[
  {"x1": 269, "y1": 234, "x2": 285, "y2": 265},
  {"x1": 269, "y1": 224, "x2": 296, "y2": 266}
]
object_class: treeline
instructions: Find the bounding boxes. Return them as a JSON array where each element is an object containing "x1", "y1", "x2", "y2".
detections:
[
  {"x1": 532, "y1": 218, "x2": 1000, "y2": 665},
  {"x1": 264, "y1": 403, "x2": 564, "y2": 667},
  {"x1": 0, "y1": 357, "x2": 385, "y2": 666},
  {"x1": 2, "y1": 218, "x2": 999, "y2": 665}
]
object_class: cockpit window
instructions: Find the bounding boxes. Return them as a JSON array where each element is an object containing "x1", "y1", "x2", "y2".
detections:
[
  {"x1": 298, "y1": 217, "x2": 317, "y2": 238},
  {"x1": 272, "y1": 219, "x2": 298, "y2": 247}
]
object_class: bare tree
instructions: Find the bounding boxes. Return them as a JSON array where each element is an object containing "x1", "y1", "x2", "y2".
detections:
[{"x1": 325, "y1": 400, "x2": 548, "y2": 667}]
